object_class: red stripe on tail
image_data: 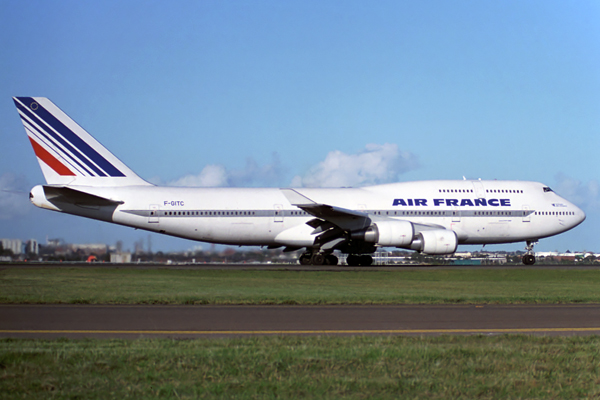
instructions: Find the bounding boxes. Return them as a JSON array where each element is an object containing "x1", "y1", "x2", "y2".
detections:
[{"x1": 28, "y1": 137, "x2": 76, "y2": 176}]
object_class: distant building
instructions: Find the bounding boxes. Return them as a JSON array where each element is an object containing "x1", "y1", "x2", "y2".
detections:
[
  {"x1": 46, "y1": 238, "x2": 64, "y2": 247},
  {"x1": 1, "y1": 239, "x2": 22, "y2": 255},
  {"x1": 70, "y1": 243, "x2": 108, "y2": 255},
  {"x1": 483, "y1": 254, "x2": 507, "y2": 264},
  {"x1": 454, "y1": 252, "x2": 473, "y2": 259},
  {"x1": 26, "y1": 239, "x2": 39, "y2": 255},
  {"x1": 537, "y1": 252, "x2": 592, "y2": 262},
  {"x1": 110, "y1": 252, "x2": 132, "y2": 263}
]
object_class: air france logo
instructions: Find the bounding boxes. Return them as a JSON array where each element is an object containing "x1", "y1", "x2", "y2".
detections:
[{"x1": 392, "y1": 198, "x2": 511, "y2": 207}]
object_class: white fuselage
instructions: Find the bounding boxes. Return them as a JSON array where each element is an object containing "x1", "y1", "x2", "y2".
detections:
[
  {"x1": 40, "y1": 179, "x2": 585, "y2": 249},
  {"x1": 15, "y1": 97, "x2": 587, "y2": 263}
]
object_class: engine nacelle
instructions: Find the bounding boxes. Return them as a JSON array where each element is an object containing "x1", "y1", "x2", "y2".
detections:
[
  {"x1": 361, "y1": 220, "x2": 414, "y2": 247},
  {"x1": 410, "y1": 229, "x2": 458, "y2": 255}
]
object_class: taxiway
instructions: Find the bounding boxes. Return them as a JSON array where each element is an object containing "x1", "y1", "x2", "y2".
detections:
[{"x1": 2, "y1": 304, "x2": 599, "y2": 338}]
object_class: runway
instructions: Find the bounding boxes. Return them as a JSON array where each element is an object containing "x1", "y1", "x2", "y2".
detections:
[{"x1": 2, "y1": 304, "x2": 600, "y2": 338}]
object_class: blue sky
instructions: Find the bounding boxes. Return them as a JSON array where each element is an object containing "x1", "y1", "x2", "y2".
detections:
[{"x1": 1, "y1": 0, "x2": 599, "y2": 253}]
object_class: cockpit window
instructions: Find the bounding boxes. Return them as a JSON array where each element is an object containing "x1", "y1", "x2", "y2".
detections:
[{"x1": 543, "y1": 187, "x2": 554, "y2": 193}]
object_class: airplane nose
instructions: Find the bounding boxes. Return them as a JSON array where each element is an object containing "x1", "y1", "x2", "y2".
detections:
[
  {"x1": 577, "y1": 206, "x2": 586, "y2": 224},
  {"x1": 573, "y1": 205, "x2": 586, "y2": 227}
]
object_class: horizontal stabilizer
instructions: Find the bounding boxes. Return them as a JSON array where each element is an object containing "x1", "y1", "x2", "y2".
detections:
[{"x1": 43, "y1": 186, "x2": 123, "y2": 207}]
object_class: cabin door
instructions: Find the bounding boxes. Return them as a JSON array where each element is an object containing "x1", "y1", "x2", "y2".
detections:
[
  {"x1": 149, "y1": 204, "x2": 159, "y2": 223},
  {"x1": 522, "y1": 205, "x2": 531, "y2": 222},
  {"x1": 472, "y1": 181, "x2": 486, "y2": 199},
  {"x1": 452, "y1": 206, "x2": 461, "y2": 222},
  {"x1": 274, "y1": 204, "x2": 284, "y2": 223}
]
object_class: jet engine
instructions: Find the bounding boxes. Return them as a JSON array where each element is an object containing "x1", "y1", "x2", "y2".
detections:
[
  {"x1": 359, "y1": 220, "x2": 414, "y2": 247},
  {"x1": 410, "y1": 229, "x2": 457, "y2": 255}
]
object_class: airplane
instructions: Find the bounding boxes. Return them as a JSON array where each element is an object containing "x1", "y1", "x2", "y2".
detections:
[{"x1": 14, "y1": 97, "x2": 586, "y2": 266}]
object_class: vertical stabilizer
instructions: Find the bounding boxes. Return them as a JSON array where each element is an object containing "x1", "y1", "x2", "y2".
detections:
[{"x1": 13, "y1": 97, "x2": 151, "y2": 187}]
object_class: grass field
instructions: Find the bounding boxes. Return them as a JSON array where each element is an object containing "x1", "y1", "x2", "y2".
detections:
[
  {"x1": 2, "y1": 267, "x2": 600, "y2": 304},
  {"x1": 1, "y1": 335, "x2": 599, "y2": 399},
  {"x1": 3, "y1": 267, "x2": 600, "y2": 398}
]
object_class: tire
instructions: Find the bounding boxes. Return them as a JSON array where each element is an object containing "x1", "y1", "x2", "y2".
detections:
[
  {"x1": 347, "y1": 254, "x2": 360, "y2": 266},
  {"x1": 326, "y1": 255, "x2": 339, "y2": 266},
  {"x1": 311, "y1": 253, "x2": 325, "y2": 265},
  {"x1": 299, "y1": 254, "x2": 311, "y2": 265},
  {"x1": 522, "y1": 254, "x2": 536, "y2": 265}
]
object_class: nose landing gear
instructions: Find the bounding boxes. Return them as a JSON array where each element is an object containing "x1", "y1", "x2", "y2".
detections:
[{"x1": 522, "y1": 241, "x2": 537, "y2": 265}]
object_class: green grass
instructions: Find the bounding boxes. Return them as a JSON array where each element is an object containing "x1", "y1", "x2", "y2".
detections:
[
  {"x1": 2, "y1": 267, "x2": 600, "y2": 304},
  {"x1": 1, "y1": 335, "x2": 599, "y2": 399}
]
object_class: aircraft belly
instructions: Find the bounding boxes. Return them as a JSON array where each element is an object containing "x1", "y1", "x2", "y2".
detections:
[
  {"x1": 113, "y1": 206, "x2": 300, "y2": 246},
  {"x1": 181, "y1": 218, "x2": 277, "y2": 245},
  {"x1": 486, "y1": 221, "x2": 511, "y2": 238},
  {"x1": 460, "y1": 218, "x2": 529, "y2": 244}
]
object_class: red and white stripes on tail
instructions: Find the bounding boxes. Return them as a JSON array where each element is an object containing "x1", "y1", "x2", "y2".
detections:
[{"x1": 13, "y1": 97, "x2": 150, "y2": 187}]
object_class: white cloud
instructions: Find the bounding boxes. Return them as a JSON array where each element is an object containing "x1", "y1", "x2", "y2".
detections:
[
  {"x1": 291, "y1": 143, "x2": 419, "y2": 188},
  {"x1": 0, "y1": 173, "x2": 31, "y2": 220},
  {"x1": 164, "y1": 145, "x2": 419, "y2": 189},
  {"x1": 554, "y1": 173, "x2": 600, "y2": 211},
  {"x1": 168, "y1": 154, "x2": 286, "y2": 187},
  {"x1": 170, "y1": 164, "x2": 229, "y2": 187}
]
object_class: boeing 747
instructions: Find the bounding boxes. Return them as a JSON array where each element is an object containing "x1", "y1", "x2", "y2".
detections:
[{"x1": 14, "y1": 97, "x2": 586, "y2": 265}]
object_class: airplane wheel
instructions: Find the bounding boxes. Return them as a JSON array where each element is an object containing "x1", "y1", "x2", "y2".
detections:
[
  {"x1": 311, "y1": 253, "x2": 325, "y2": 265},
  {"x1": 522, "y1": 254, "x2": 536, "y2": 265},
  {"x1": 360, "y1": 255, "x2": 373, "y2": 266},
  {"x1": 299, "y1": 253, "x2": 311, "y2": 265},
  {"x1": 326, "y1": 255, "x2": 339, "y2": 266},
  {"x1": 347, "y1": 254, "x2": 360, "y2": 266}
]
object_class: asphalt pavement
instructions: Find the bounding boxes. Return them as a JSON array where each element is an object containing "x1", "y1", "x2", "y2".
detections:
[{"x1": 2, "y1": 304, "x2": 600, "y2": 338}]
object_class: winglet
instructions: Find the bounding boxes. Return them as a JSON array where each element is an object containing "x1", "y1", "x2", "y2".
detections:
[{"x1": 280, "y1": 188, "x2": 317, "y2": 206}]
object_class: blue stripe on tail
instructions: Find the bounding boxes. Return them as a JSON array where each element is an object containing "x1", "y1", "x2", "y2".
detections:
[
  {"x1": 18, "y1": 108, "x2": 96, "y2": 176},
  {"x1": 15, "y1": 97, "x2": 125, "y2": 177}
]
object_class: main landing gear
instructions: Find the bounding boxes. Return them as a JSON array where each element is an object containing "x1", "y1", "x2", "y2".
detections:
[
  {"x1": 522, "y1": 240, "x2": 537, "y2": 265},
  {"x1": 299, "y1": 252, "x2": 339, "y2": 266},
  {"x1": 299, "y1": 252, "x2": 374, "y2": 266}
]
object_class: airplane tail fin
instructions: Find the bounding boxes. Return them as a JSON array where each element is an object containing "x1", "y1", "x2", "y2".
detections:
[{"x1": 13, "y1": 97, "x2": 151, "y2": 187}]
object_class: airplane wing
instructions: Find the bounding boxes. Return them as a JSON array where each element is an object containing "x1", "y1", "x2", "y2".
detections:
[
  {"x1": 281, "y1": 189, "x2": 372, "y2": 232},
  {"x1": 297, "y1": 204, "x2": 372, "y2": 231},
  {"x1": 280, "y1": 188, "x2": 447, "y2": 252}
]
